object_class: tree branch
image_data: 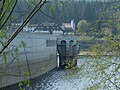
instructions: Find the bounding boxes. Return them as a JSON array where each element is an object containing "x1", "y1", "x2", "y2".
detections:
[
  {"x1": 0, "y1": 0, "x2": 18, "y2": 30},
  {"x1": 0, "y1": 0, "x2": 48, "y2": 54},
  {"x1": 0, "y1": 0, "x2": 5, "y2": 16}
]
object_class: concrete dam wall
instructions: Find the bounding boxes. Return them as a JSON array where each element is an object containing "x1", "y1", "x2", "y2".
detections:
[{"x1": 0, "y1": 32, "x2": 57, "y2": 88}]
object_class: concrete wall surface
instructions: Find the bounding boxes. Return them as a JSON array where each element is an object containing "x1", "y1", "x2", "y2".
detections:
[{"x1": 0, "y1": 32, "x2": 57, "y2": 88}]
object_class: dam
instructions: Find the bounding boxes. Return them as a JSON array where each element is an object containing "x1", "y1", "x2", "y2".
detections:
[{"x1": 0, "y1": 32, "x2": 79, "y2": 88}]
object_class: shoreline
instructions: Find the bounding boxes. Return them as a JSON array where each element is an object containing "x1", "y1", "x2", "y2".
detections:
[{"x1": 78, "y1": 51, "x2": 119, "y2": 56}]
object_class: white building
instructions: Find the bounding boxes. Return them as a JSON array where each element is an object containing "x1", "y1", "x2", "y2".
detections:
[{"x1": 23, "y1": 23, "x2": 39, "y2": 32}]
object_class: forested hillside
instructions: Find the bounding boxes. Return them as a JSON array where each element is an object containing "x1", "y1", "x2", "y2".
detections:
[{"x1": 14, "y1": 0, "x2": 113, "y2": 24}]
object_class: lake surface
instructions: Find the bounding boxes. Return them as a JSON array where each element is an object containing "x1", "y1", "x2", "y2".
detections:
[
  {"x1": 30, "y1": 68, "x2": 89, "y2": 90},
  {"x1": 2, "y1": 56, "x2": 119, "y2": 90},
  {"x1": 3, "y1": 58, "x2": 89, "y2": 90}
]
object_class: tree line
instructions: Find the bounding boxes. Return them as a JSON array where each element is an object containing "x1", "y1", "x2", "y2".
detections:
[{"x1": 14, "y1": 0, "x2": 114, "y2": 24}]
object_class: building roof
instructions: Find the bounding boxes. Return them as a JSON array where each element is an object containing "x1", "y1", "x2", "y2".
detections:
[
  {"x1": 28, "y1": 24, "x2": 39, "y2": 27},
  {"x1": 34, "y1": 23, "x2": 63, "y2": 32}
]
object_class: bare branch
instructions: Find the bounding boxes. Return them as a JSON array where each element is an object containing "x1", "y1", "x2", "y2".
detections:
[{"x1": 40, "y1": 9, "x2": 57, "y2": 21}]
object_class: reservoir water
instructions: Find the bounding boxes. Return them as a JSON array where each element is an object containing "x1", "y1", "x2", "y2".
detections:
[
  {"x1": 4, "y1": 68, "x2": 89, "y2": 90},
  {"x1": 3, "y1": 57, "x2": 120, "y2": 90},
  {"x1": 3, "y1": 58, "x2": 89, "y2": 90}
]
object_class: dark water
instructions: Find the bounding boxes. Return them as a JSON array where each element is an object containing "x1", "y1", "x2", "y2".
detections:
[
  {"x1": 3, "y1": 67, "x2": 88, "y2": 90},
  {"x1": 2, "y1": 56, "x2": 119, "y2": 90},
  {"x1": 2, "y1": 58, "x2": 90, "y2": 90},
  {"x1": 1, "y1": 56, "x2": 119, "y2": 90}
]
